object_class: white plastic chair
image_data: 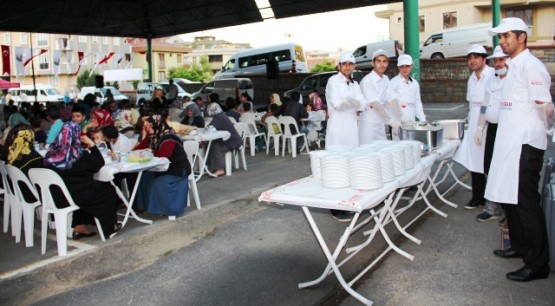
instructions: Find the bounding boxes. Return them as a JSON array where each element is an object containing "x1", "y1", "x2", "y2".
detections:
[
  {"x1": 264, "y1": 116, "x2": 282, "y2": 156},
  {"x1": 226, "y1": 122, "x2": 248, "y2": 176},
  {"x1": 243, "y1": 120, "x2": 267, "y2": 156},
  {"x1": 5, "y1": 165, "x2": 42, "y2": 247},
  {"x1": 279, "y1": 116, "x2": 310, "y2": 158},
  {"x1": 0, "y1": 161, "x2": 18, "y2": 238},
  {"x1": 28, "y1": 168, "x2": 106, "y2": 256},
  {"x1": 182, "y1": 141, "x2": 201, "y2": 210}
]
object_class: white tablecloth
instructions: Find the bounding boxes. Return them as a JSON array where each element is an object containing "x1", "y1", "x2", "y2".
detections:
[
  {"x1": 94, "y1": 157, "x2": 170, "y2": 182},
  {"x1": 181, "y1": 130, "x2": 230, "y2": 142}
]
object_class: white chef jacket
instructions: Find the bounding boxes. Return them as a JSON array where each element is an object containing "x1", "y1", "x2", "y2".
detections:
[
  {"x1": 359, "y1": 70, "x2": 389, "y2": 144},
  {"x1": 325, "y1": 73, "x2": 365, "y2": 149},
  {"x1": 453, "y1": 65, "x2": 494, "y2": 173},
  {"x1": 388, "y1": 74, "x2": 426, "y2": 122},
  {"x1": 485, "y1": 49, "x2": 552, "y2": 204},
  {"x1": 484, "y1": 72, "x2": 506, "y2": 124}
]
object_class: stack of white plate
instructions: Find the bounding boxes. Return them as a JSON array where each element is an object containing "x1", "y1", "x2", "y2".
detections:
[
  {"x1": 393, "y1": 143, "x2": 414, "y2": 170},
  {"x1": 382, "y1": 146, "x2": 406, "y2": 176},
  {"x1": 401, "y1": 140, "x2": 422, "y2": 165},
  {"x1": 377, "y1": 150, "x2": 395, "y2": 182},
  {"x1": 349, "y1": 154, "x2": 383, "y2": 190},
  {"x1": 326, "y1": 145, "x2": 349, "y2": 153},
  {"x1": 309, "y1": 150, "x2": 329, "y2": 180},
  {"x1": 321, "y1": 154, "x2": 350, "y2": 188}
]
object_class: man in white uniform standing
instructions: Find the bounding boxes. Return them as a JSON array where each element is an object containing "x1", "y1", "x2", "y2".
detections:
[
  {"x1": 359, "y1": 49, "x2": 400, "y2": 144},
  {"x1": 474, "y1": 46, "x2": 509, "y2": 222},
  {"x1": 486, "y1": 17, "x2": 553, "y2": 282},
  {"x1": 325, "y1": 52, "x2": 365, "y2": 222},
  {"x1": 453, "y1": 45, "x2": 494, "y2": 210},
  {"x1": 388, "y1": 54, "x2": 426, "y2": 124}
]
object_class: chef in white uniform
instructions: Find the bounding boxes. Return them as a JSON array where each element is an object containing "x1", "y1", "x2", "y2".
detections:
[
  {"x1": 453, "y1": 44, "x2": 494, "y2": 209},
  {"x1": 485, "y1": 17, "x2": 553, "y2": 282},
  {"x1": 325, "y1": 52, "x2": 365, "y2": 149},
  {"x1": 358, "y1": 49, "x2": 400, "y2": 144},
  {"x1": 388, "y1": 54, "x2": 427, "y2": 123}
]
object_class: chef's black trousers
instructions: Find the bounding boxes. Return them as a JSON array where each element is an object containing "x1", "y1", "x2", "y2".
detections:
[{"x1": 484, "y1": 123, "x2": 497, "y2": 175}]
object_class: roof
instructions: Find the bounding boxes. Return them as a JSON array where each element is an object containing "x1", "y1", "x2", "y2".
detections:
[{"x1": 0, "y1": 0, "x2": 394, "y2": 39}]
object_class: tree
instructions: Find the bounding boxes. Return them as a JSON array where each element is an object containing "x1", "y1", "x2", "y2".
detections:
[
  {"x1": 168, "y1": 55, "x2": 213, "y2": 82},
  {"x1": 76, "y1": 69, "x2": 119, "y2": 89},
  {"x1": 310, "y1": 61, "x2": 336, "y2": 73}
]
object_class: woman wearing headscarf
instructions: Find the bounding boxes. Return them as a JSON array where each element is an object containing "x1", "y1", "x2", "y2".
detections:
[
  {"x1": 1, "y1": 112, "x2": 30, "y2": 145},
  {"x1": 205, "y1": 103, "x2": 243, "y2": 177},
  {"x1": 180, "y1": 103, "x2": 205, "y2": 128},
  {"x1": 134, "y1": 114, "x2": 191, "y2": 216},
  {"x1": 44, "y1": 121, "x2": 120, "y2": 239}
]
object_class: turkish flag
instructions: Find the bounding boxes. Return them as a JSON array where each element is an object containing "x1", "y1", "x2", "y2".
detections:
[
  {"x1": 23, "y1": 49, "x2": 47, "y2": 67},
  {"x1": 1, "y1": 45, "x2": 10, "y2": 75},
  {"x1": 74, "y1": 51, "x2": 85, "y2": 75},
  {"x1": 98, "y1": 52, "x2": 114, "y2": 65}
]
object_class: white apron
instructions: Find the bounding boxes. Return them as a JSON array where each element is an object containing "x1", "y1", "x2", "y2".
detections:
[
  {"x1": 453, "y1": 67, "x2": 494, "y2": 173},
  {"x1": 359, "y1": 71, "x2": 388, "y2": 144}
]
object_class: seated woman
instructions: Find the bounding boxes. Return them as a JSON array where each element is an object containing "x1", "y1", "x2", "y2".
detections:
[
  {"x1": 180, "y1": 103, "x2": 205, "y2": 128},
  {"x1": 44, "y1": 121, "x2": 121, "y2": 239},
  {"x1": 205, "y1": 103, "x2": 243, "y2": 177},
  {"x1": 134, "y1": 114, "x2": 191, "y2": 217}
]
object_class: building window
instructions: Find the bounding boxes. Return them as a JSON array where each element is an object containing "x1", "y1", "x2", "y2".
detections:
[
  {"x1": 506, "y1": 8, "x2": 533, "y2": 33},
  {"x1": 79, "y1": 35, "x2": 87, "y2": 43},
  {"x1": 37, "y1": 34, "x2": 48, "y2": 46},
  {"x1": 92, "y1": 36, "x2": 98, "y2": 44},
  {"x1": 39, "y1": 53, "x2": 49, "y2": 70},
  {"x1": 20, "y1": 33, "x2": 27, "y2": 44},
  {"x1": 3, "y1": 33, "x2": 10, "y2": 44},
  {"x1": 113, "y1": 37, "x2": 120, "y2": 46},
  {"x1": 443, "y1": 11, "x2": 457, "y2": 29},
  {"x1": 158, "y1": 71, "x2": 166, "y2": 81},
  {"x1": 419, "y1": 16, "x2": 426, "y2": 32},
  {"x1": 208, "y1": 55, "x2": 223, "y2": 63},
  {"x1": 177, "y1": 54, "x2": 182, "y2": 63},
  {"x1": 158, "y1": 53, "x2": 165, "y2": 69},
  {"x1": 102, "y1": 37, "x2": 109, "y2": 45}
]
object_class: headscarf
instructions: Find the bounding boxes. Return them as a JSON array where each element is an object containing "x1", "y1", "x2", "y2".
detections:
[
  {"x1": 5, "y1": 124, "x2": 34, "y2": 165},
  {"x1": 147, "y1": 114, "x2": 176, "y2": 150},
  {"x1": 44, "y1": 121, "x2": 84, "y2": 170},
  {"x1": 92, "y1": 109, "x2": 115, "y2": 129},
  {"x1": 271, "y1": 93, "x2": 282, "y2": 106},
  {"x1": 185, "y1": 103, "x2": 202, "y2": 125},
  {"x1": 207, "y1": 102, "x2": 223, "y2": 117},
  {"x1": 8, "y1": 112, "x2": 30, "y2": 128}
]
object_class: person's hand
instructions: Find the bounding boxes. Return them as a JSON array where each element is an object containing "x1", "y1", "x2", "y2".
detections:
[
  {"x1": 80, "y1": 135, "x2": 95, "y2": 148},
  {"x1": 388, "y1": 120, "x2": 401, "y2": 129},
  {"x1": 474, "y1": 126, "x2": 484, "y2": 146}
]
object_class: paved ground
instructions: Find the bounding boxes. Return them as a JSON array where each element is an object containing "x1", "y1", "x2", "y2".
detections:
[{"x1": 1, "y1": 103, "x2": 555, "y2": 305}]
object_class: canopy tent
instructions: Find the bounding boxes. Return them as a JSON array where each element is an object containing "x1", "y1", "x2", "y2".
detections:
[{"x1": 0, "y1": 79, "x2": 20, "y2": 89}]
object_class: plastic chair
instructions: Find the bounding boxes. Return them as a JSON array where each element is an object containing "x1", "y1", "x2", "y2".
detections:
[
  {"x1": 264, "y1": 116, "x2": 282, "y2": 156},
  {"x1": 0, "y1": 161, "x2": 18, "y2": 238},
  {"x1": 6, "y1": 165, "x2": 42, "y2": 247},
  {"x1": 226, "y1": 122, "x2": 248, "y2": 176},
  {"x1": 243, "y1": 120, "x2": 267, "y2": 156},
  {"x1": 279, "y1": 116, "x2": 310, "y2": 158},
  {"x1": 28, "y1": 168, "x2": 106, "y2": 256},
  {"x1": 182, "y1": 141, "x2": 202, "y2": 210}
]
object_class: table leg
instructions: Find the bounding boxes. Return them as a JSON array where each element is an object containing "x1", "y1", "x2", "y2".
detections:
[
  {"x1": 195, "y1": 140, "x2": 218, "y2": 182},
  {"x1": 113, "y1": 171, "x2": 153, "y2": 228}
]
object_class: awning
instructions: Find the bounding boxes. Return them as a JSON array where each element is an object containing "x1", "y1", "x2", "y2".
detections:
[{"x1": 0, "y1": 79, "x2": 20, "y2": 89}]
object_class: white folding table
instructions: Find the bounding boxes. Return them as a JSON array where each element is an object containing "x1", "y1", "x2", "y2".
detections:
[{"x1": 182, "y1": 130, "x2": 230, "y2": 182}]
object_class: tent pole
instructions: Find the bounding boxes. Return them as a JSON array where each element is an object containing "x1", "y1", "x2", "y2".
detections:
[{"x1": 29, "y1": 32, "x2": 37, "y2": 104}]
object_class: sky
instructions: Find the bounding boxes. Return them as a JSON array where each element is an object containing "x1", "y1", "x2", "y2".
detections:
[{"x1": 179, "y1": 5, "x2": 390, "y2": 52}]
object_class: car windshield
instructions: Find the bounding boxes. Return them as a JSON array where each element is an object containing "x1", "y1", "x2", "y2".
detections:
[{"x1": 45, "y1": 88, "x2": 60, "y2": 95}]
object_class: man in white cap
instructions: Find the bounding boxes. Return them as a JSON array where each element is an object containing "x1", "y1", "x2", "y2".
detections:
[
  {"x1": 474, "y1": 45, "x2": 509, "y2": 223},
  {"x1": 453, "y1": 44, "x2": 494, "y2": 210},
  {"x1": 325, "y1": 52, "x2": 365, "y2": 222},
  {"x1": 387, "y1": 54, "x2": 426, "y2": 124},
  {"x1": 358, "y1": 49, "x2": 400, "y2": 144},
  {"x1": 485, "y1": 17, "x2": 553, "y2": 282}
]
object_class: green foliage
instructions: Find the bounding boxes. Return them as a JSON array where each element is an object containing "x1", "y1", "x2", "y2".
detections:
[
  {"x1": 168, "y1": 55, "x2": 213, "y2": 83},
  {"x1": 310, "y1": 61, "x2": 336, "y2": 73}
]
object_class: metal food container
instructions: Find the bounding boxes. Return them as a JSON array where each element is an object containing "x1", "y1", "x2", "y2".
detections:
[
  {"x1": 399, "y1": 123, "x2": 443, "y2": 151},
  {"x1": 432, "y1": 119, "x2": 466, "y2": 140}
]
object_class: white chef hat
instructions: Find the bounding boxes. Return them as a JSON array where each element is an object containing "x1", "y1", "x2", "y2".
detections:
[
  {"x1": 488, "y1": 17, "x2": 528, "y2": 36},
  {"x1": 466, "y1": 44, "x2": 488, "y2": 56},
  {"x1": 397, "y1": 54, "x2": 413, "y2": 66},
  {"x1": 486, "y1": 46, "x2": 509, "y2": 59},
  {"x1": 372, "y1": 49, "x2": 389, "y2": 60},
  {"x1": 338, "y1": 52, "x2": 355, "y2": 64}
]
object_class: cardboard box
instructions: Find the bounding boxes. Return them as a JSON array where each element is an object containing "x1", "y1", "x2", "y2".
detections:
[{"x1": 501, "y1": 222, "x2": 511, "y2": 250}]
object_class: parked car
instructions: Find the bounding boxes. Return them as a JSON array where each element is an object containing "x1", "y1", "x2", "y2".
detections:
[
  {"x1": 7, "y1": 84, "x2": 64, "y2": 104},
  {"x1": 284, "y1": 71, "x2": 365, "y2": 106},
  {"x1": 191, "y1": 78, "x2": 254, "y2": 105},
  {"x1": 420, "y1": 23, "x2": 492, "y2": 59},
  {"x1": 158, "y1": 80, "x2": 192, "y2": 101},
  {"x1": 136, "y1": 82, "x2": 164, "y2": 105},
  {"x1": 79, "y1": 86, "x2": 128, "y2": 103},
  {"x1": 353, "y1": 40, "x2": 402, "y2": 70}
]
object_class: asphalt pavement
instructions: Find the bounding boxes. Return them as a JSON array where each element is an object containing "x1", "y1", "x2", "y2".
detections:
[{"x1": 1, "y1": 103, "x2": 555, "y2": 305}]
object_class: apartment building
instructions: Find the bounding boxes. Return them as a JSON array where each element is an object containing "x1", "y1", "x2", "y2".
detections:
[
  {"x1": 376, "y1": 0, "x2": 555, "y2": 46},
  {"x1": 1, "y1": 32, "x2": 131, "y2": 93},
  {"x1": 181, "y1": 36, "x2": 250, "y2": 74}
]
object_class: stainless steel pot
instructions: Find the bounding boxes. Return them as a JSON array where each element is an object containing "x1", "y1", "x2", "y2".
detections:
[
  {"x1": 432, "y1": 119, "x2": 466, "y2": 140},
  {"x1": 399, "y1": 123, "x2": 443, "y2": 151}
]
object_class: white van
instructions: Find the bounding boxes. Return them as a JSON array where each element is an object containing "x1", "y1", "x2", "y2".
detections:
[
  {"x1": 214, "y1": 43, "x2": 308, "y2": 79},
  {"x1": 79, "y1": 86, "x2": 128, "y2": 103},
  {"x1": 7, "y1": 84, "x2": 64, "y2": 104},
  {"x1": 353, "y1": 40, "x2": 402, "y2": 70},
  {"x1": 420, "y1": 23, "x2": 492, "y2": 59},
  {"x1": 191, "y1": 78, "x2": 254, "y2": 103}
]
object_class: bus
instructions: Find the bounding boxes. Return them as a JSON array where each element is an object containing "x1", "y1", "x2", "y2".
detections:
[{"x1": 214, "y1": 43, "x2": 308, "y2": 79}]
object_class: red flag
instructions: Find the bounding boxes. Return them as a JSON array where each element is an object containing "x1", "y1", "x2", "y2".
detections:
[
  {"x1": 74, "y1": 51, "x2": 85, "y2": 76},
  {"x1": 1, "y1": 45, "x2": 10, "y2": 75},
  {"x1": 98, "y1": 52, "x2": 115, "y2": 65},
  {"x1": 23, "y1": 49, "x2": 47, "y2": 67}
]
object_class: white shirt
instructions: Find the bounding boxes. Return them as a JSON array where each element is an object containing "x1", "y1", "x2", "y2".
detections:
[
  {"x1": 388, "y1": 74, "x2": 426, "y2": 122},
  {"x1": 485, "y1": 49, "x2": 552, "y2": 204},
  {"x1": 359, "y1": 70, "x2": 390, "y2": 143},
  {"x1": 484, "y1": 73, "x2": 506, "y2": 124},
  {"x1": 111, "y1": 133, "x2": 134, "y2": 153},
  {"x1": 167, "y1": 83, "x2": 178, "y2": 100},
  {"x1": 325, "y1": 72, "x2": 365, "y2": 149}
]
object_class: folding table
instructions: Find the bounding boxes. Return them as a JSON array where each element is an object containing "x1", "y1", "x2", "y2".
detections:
[
  {"x1": 182, "y1": 130, "x2": 230, "y2": 182},
  {"x1": 258, "y1": 151, "x2": 442, "y2": 305}
]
